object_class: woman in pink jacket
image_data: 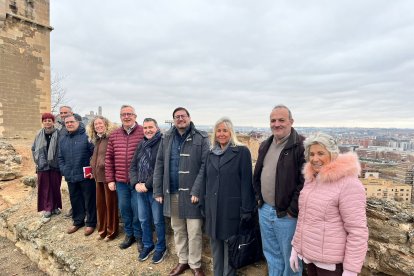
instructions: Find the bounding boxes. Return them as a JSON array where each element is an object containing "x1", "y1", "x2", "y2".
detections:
[{"x1": 290, "y1": 132, "x2": 368, "y2": 276}]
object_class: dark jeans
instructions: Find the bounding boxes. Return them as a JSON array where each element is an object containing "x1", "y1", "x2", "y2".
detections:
[
  {"x1": 307, "y1": 263, "x2": 343, "y2": 276},
  {"x1": 116, "y1": 182, "x2": 142, "y2": 238},
  {"x1": 68, "y1": 179, "x2": 97, "y2": 227},
  {"x1": 136, "y1": 189, "x2": 166, "y2": 252}
]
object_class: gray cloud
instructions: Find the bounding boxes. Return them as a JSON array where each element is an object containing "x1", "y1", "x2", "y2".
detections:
[{"x1": 51, "y1": 0, "x2": 414, "y2": 128}]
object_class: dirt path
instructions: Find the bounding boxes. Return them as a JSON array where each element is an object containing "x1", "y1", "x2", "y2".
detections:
[{"x1": 0, "y1": 236, "x2": 46, "y2": 276}]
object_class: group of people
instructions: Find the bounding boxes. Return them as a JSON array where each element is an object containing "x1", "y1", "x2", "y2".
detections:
[{"x1": 32, "y1": 104, "x2": 369, "y2": 276}]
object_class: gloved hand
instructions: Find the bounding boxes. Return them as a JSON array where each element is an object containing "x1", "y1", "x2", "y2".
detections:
[
  {"x1": 239, "y1": 212, "x2": 253, "y2": 230},
  {"x1": 342, "y1": 269, "x2": 357, "y2": 276},
  {"x1": 289, "y1": 248, "x2": 299, "y2": 273}
]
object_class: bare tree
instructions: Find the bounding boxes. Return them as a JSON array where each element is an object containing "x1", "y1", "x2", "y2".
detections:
[{"x1": 50, "y1": 72, "x2": 70, "y2": 114}]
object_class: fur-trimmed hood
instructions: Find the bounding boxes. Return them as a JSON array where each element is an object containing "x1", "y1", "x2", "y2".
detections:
[{"x1": 303, "y1": 152, "x2": 361, "y2": 183}]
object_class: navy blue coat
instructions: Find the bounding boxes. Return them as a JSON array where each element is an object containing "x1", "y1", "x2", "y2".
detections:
[{"x1": 58, "y1": 125, "x2": 94, "y2": 183}]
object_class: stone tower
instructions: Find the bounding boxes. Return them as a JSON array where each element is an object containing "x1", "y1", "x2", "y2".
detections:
[{"x1": 0, "y1": 0, "x2": 52, "y2": 138}]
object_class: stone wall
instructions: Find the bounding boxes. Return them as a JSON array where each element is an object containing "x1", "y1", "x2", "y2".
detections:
[
  {"x1": 362, "y1": 198, "x2": 414, "y2": 275},
  {"x1": 0, "y1": 0, "x2": 52, "y2": 138}
]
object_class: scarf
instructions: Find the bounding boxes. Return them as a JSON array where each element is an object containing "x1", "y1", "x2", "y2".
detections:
[
  {"x1": 33, "y1": 127, "x2": 58, "y2": 163},
  {"x1": 211, "y1": 142, "x2": 230, "y2": 156},
  {"x1": 136, "y1": 130, "x2": 162, "y2": 182}
]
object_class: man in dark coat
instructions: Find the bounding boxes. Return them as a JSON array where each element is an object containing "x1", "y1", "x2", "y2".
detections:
[
  {"x1": 253, "y1": 105, "x2": 305, "y2": 276},
  {"x1": 58, "y1": 115, "x2": 96, "y2": 236},
  {"x1": 153, "y1": 107, "x2": 209, "y2": 276},
  {"x1": 129, "y1": 118, "x2": 166, "y2": 264},
  {"x1": 57, "y1": 105, "x2": 84, "y2": 218}
]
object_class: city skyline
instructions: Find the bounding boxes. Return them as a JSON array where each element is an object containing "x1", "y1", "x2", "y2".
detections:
[{"x1": 51, "y1": 1, "x2": 414, "y2": 128}]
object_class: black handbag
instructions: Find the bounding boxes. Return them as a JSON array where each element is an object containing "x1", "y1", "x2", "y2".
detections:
[{"x1": 227, "y1": 217, "x2": 263, "y2": 269}]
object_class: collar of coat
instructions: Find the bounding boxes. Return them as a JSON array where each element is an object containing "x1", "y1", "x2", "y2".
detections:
[
  {"x1": 264, "y1": 127, "x2": 303, "y2": 151},
  {"x1": 209, "y1": 145, "x2": 241, "y2": 170},
  {"x1": 165, "y1": 122, "x2": 208, "y2": 139},
  {"x1": 303, "y1": 152, "x2": 361, "y2": 183},
  {"x1": 66, "y1": 124, "x2": 86, "y2": 136}
]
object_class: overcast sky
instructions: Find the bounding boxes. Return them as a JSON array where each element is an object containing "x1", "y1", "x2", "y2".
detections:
[{"x1": 50, "y1": 1, "x2": 414, "y2": 128}]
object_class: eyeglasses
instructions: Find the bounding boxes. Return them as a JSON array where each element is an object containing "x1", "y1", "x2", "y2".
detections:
[
  {"x1": 174, "y1": 114, "x2": 188, "y2": 120},
  {"x1": 120, "y1": 113, "x2": 135, "y2": 117}
]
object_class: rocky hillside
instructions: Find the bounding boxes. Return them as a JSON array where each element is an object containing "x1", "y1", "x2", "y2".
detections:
[{"x1": 362, "y1": 199, "x2": 413, "y2": 276}]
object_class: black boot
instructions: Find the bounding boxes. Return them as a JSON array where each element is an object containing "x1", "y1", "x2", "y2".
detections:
[{"x1": 119, "y1": 235, "x2": 136, "y2": 249}]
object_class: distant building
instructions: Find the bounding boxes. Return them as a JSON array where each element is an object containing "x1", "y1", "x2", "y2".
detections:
[
  {"x1": 393, "y1": 162, "x2": 414, "y2": 202},
  {"x1": 361, "y1": 175, "x2": 412, "y2": 203},
  {"x1": 82, "y1": 106, "x2": 102, "y2": 126},
  {"x1": 394, "y1": 162, "x2": 414, "y2": 185}
]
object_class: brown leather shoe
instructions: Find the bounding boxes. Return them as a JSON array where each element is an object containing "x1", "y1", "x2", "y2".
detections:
[
  {"x1": 84, "y1": 227, "x2": 95, "y2": 236},
  {"x1": 66, "y1": 225, "x2": 81, "y2": 234},
  {"x1": 169, "y1": 263, "x2": 190, "y2": 276},
  {"x1": 192, "y1": 268, "x2": 205, "y2": 276}
]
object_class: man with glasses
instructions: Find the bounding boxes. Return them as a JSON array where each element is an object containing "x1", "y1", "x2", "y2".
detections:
[
  {"x1": 153, "y1": 107, "x2": 209, "y2": 276},
  {"x1": 105, "y1": 105, "x2": 144, "y2": 252},
  {"x1": 57, "y1": 106, "x2": 83, "y2": 135},
  {"x1": 57, "y1": 105, "x2": 83, "y2": 218},
  {"x1": 58, "y1": 115, "x2": 96, "y2": 235}
]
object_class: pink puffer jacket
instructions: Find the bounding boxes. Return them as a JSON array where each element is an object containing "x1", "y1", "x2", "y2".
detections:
[{"x1": 292, "y1": 152, "x2": 368, "y2": 273}]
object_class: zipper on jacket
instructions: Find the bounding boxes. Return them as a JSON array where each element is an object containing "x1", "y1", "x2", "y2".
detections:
[{"x1": 299, "y1": 178, "x2": 319, "y2": 255}]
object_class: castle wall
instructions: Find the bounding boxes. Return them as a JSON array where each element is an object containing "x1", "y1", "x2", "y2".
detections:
[{"x1": 0, "y1": 0, "x2": 52, "y2": 138}]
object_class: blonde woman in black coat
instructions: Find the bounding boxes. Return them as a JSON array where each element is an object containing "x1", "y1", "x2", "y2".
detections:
[{"x1": 201, "y1": 117, "x2": 256, "y2": 276}]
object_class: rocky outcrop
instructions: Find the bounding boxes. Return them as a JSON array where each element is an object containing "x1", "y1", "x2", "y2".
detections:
[
  {"x1": 22, "y1": 175, "x2": 37, "y2": 187},
  {"x1": 0, "y1": 141, "x2": 22, "y2": 180},
  {"x1": 362, "y1": 199, "x2": 414, "y2": 276}
]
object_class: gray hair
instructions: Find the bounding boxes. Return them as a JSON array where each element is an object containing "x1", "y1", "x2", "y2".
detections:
[
  {"x1": 304, "y1": 132, "x2": 339, "y2": 161},
  {"x1": 211, "y1": 117, "x2": 243, "y2": 147},
  {"x1": 120, "y1": 104, "x2": 136, "y2": 114},
  {"x1": 59, "y1": 106, "x2": 73, "y2": 112},
  {"x1": 272, "y1": 104, "x2": 293, "y2": 120}
]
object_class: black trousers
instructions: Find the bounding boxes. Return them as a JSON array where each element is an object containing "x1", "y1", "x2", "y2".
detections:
[
  {"x1": 68, "y1": 179, "x2": 97, "y2": 227},
  {"x1": 306, "y1": 263, "x2": 343, "y2": 276}
]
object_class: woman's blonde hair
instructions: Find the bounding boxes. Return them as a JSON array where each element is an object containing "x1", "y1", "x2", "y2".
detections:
[
  {"x1": 211, "y1": 117, "x2": 244, "y2": 147},
  {"x1": 87, "y1": 116, "x2": 116, "y2": 143}
]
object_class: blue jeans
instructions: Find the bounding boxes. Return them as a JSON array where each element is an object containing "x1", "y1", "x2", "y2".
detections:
[
  {"x1": 258, "y1": 203, "x2": 302, "y2": 276},
  {"x1": 116, "y1": 182, "x2": 142, "y2": 238},
  {"x1": 136, "y1": 189, "x2": 166, "y2": 252}
]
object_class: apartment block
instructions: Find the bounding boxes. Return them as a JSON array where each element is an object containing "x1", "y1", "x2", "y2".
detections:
[{"x1": 361, "y1": 176, "x2": 412, "y2": 203}]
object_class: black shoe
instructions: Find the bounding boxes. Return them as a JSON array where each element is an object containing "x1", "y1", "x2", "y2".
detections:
[
  {"x1": 152, "y1": 248, "x2": 167, "y2": 264},
  {"x1": 138, "y1": 245, "x2": 155, "y2": 261},
  {"x1": 119, "y1": 235, "x2": 136, "y2": 249},
  {"x1": 136, "y1": 237, "x2": 144, "y2": 253}
]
